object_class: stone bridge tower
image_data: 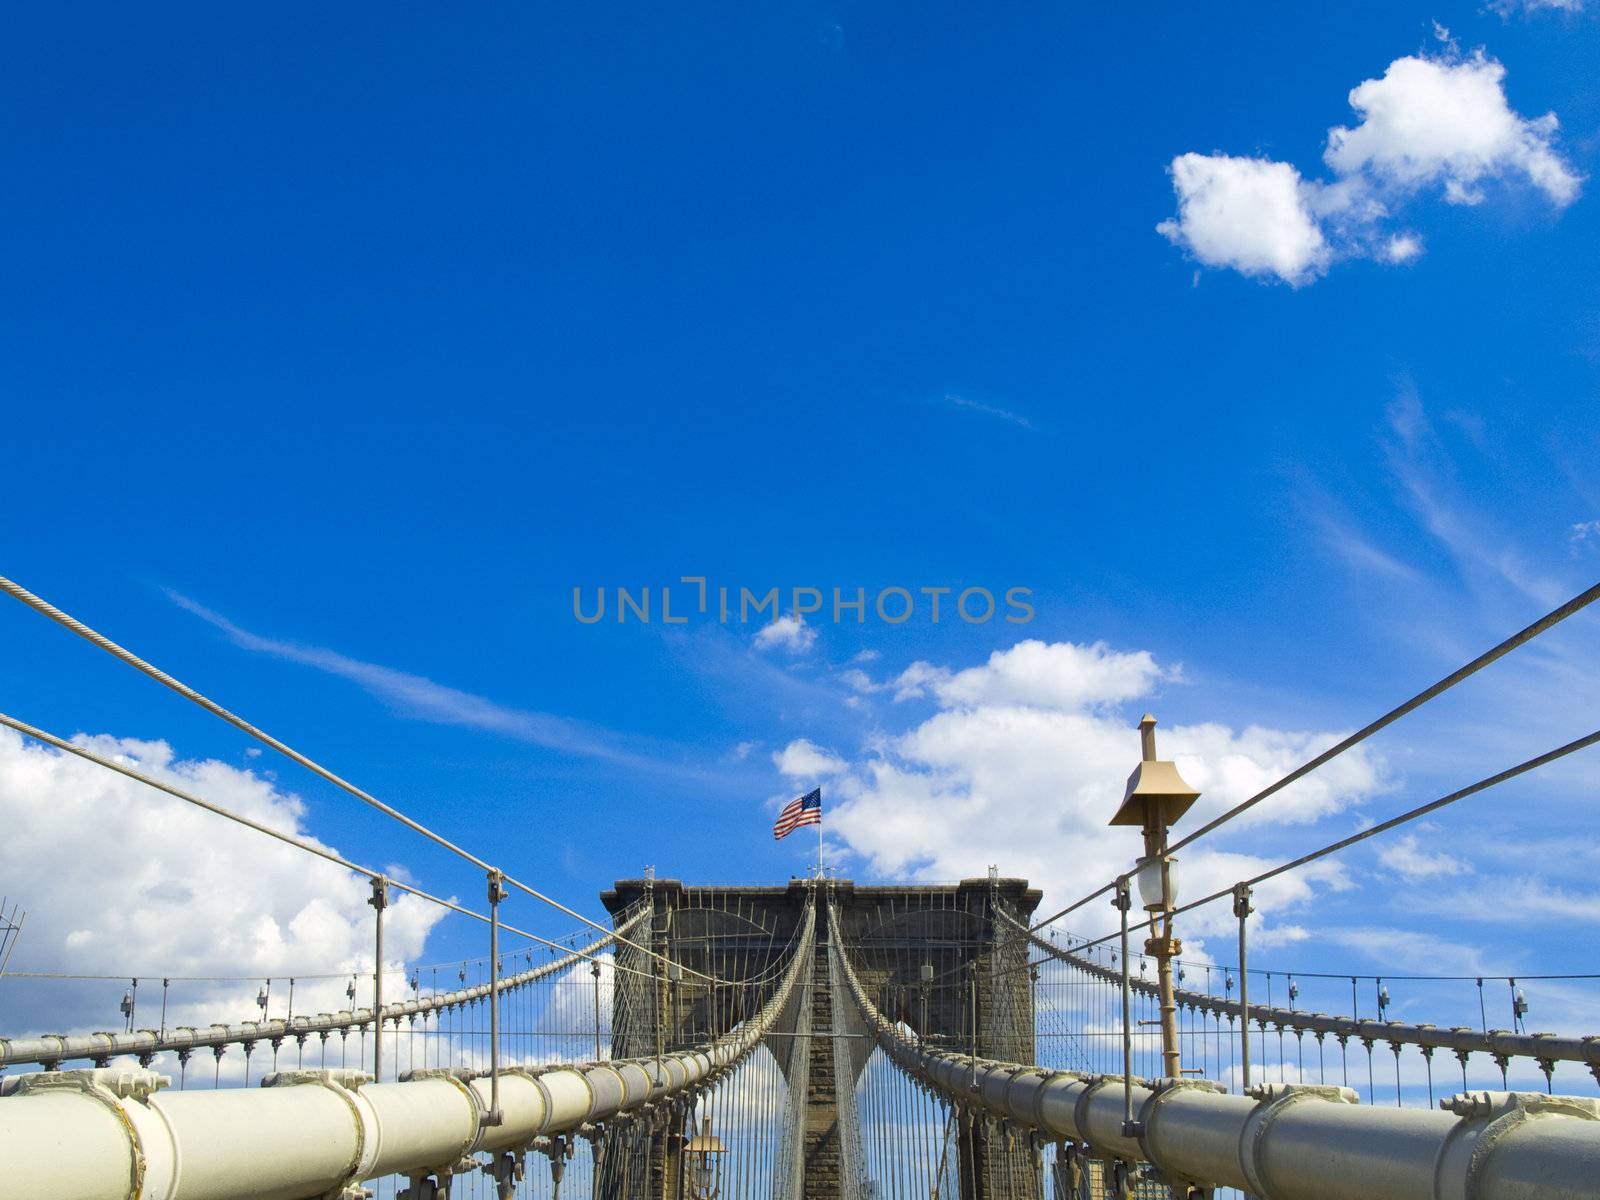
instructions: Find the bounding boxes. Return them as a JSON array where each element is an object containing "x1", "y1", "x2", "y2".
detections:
[{"x1": 597, "y1": 875, "x2": 1042, "y2": 1199}]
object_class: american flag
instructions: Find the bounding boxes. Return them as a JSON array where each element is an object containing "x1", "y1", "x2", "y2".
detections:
[{"x1": 773, "y1": 787, "x2": 822, "y2": 840}]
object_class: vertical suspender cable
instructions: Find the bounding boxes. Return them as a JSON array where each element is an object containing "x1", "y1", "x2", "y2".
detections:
[
  {"x1": 1234, "y1": 883, "x2": 1253, "y2": 1092},
  {"x1": 370, "y1": 877, "x2": 388, "y2": 1083},
  {"x1": 488, "y1": 869, "x2": 507, "y2": 1125},
  {"x1": 1115, "y1": 877, "x2": 1134, "y2": 1134}
]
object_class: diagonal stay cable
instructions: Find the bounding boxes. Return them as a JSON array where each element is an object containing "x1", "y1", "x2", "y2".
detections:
[
  {"x1": 1168, "y1": 578, "x2": 1600, "y2": 855},
  {"x1": 1025, "y1": 882, "x2": 1117, "y2": 939},
  {"x1": 1029, "y1": 578, "x2": 1600, "y2": 938},
  {"x1": 1068, "y1": 726, "x2": 1600, "y2": 955},
  {"x1": 0, "y1": 710, "x2": 658, "y2": 980},
  {"x1": 0, "y1": 574, "x2": 719, "y2": 984}
]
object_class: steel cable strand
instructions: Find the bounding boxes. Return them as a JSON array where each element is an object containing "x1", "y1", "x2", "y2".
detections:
[
  {"x1": 0, "y1": 896, "x2": 648, "y2": 1072},
  {"x1": 960, "y1": 724, "x2": 1600, "y2": 1037},
  {"x1": 0, "y1": 575, "x2": 730, "y2": 987},
  {"x1": 1023, "y1": 579, "x2": 1600, "y2": 942},
  {"x1": 832, "y1": 910, "x2": 1600, "y2": 1200}
]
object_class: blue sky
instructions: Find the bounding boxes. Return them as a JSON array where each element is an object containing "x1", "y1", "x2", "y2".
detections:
[{"x1": 1, "y1": 2, "x2": 1598, "y2": 1048}]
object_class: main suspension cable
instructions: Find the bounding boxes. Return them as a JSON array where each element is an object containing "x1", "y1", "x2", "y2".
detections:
[
  {"x1": 1029, "y1": 579, "x2": 1600, "y2": 937},
  {"x1": 0, "y1": 574, "x2": 720, "y2": 984},
  {"x1": 1070, "y1": 725, "x2": 1600, "y2": 956},
  {"x1": 1169, "y1": 578, "x2": 1600, "y2": 855},
  {"x1": 0, "y1": 710, "x2": 656, "y2": 977}
]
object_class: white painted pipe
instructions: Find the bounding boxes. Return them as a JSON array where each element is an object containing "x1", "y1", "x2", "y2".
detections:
[
  {"x1": 833, "y1": 906, "x2": 1600, "y2": 1200},
  {"x1": 0, "y1": 904, "x2": 814, "y2": 1199}
]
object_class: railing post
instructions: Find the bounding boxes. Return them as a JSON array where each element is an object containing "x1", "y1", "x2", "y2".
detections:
[
  {"x1": 368, "y1": 876, "x2": 388, "y2": 1082},
  {"x1": 967, "y1": 961, "x2": 979, "y2": 1092},
  {"x1": 591, "y1": 959, "x2": 603, "y2": 1061},
  {"x1": 919, "y1": 961, "x2": 932, "y2": 1046},
  {"x1": 1233, "y1": 882, "x2": 1253, "y2": 1091},
  {"x1": 486, "y1": 868, "x2": 508, "y2": 1125},
  {"x1": 1115, "y1": 876, "x2": 1137, "y2": 1135}
]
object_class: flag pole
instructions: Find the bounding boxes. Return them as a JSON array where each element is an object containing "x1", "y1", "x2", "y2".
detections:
[{"x1": 817, "y1": 789, "x2": 824, "y2": 879}]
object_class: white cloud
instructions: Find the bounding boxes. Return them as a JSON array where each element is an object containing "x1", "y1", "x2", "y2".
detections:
[
  {"x1": 1414, "y1": 877, "x2": 1600, "y2": 924},
  {"x1": 1166, "y1": 721, "x2": 1391, "y2": 827},
  {"x1": 0, "y1": 727, "x2": 447, "y2": 1038},
  {"x1": 773, "y1": 737, "x2": 846, "y2": 778},
  {"x1": 1378, "y1": 832, "x2": 1468, "y2": 880},
  {"x1": 838, "y1": 668, "x2": 882, "y2": 694},
  {"x1": 1319, "y1": 926, "x2": 1491, "y2": 976},
  {"x1": 1490, "y1": 0, "x2": 1583, "y2": 15},
  {"x1": 1160, "y1": 49, "x2": 1580, "y2": 283},
  {"x1": 1381, "y1": 232, "x2": 1424, "y2": 263},
  {"x1": 943, "y1": 393, "x2": 1036, "y2": 430},
  {"x1": 889, "y1": 660, "x2": 947, "y2": 702},
  {"x1": 752, "y1": 613, "x2": 816, "y2": 655},
  {"x1": 1325, "y1": 52, "x2": 1580, "y2": 207},
  {"x1": 1570, "y1": 520, "x2": 1600, "y2": 549},
  {"x1": 893, "y1": 640, "x2": 1165, "y2": 711},
  {"x1": 816, "y1": 638, "x2": 1386, "y2": 945},
  {"x1": 1157, "y1": 154, "x2": 1330, "y2": 285}
]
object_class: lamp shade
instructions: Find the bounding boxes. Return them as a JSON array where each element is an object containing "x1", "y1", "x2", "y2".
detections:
[
  {"x1": 1135, "y1": 855, "x2": 1179, "y2": 912},
  {"x1": 687, "y1": 1117, "x2": 726, "y2": 1156}
]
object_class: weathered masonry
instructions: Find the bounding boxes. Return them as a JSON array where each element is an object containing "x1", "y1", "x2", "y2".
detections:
[{"x1": 600, "y1": 875, "x2": 1042, "y2": 1199}]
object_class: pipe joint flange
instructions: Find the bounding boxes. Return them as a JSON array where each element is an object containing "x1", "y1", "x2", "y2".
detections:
[
  {"x1": 1239, "y1": 1083, "x2": 1359, "y2": 1198},
  {"x1": 1, "y1": 1064, "x2": 169, "y2": 1101},
  {"x1": 1074, "y1": 1074, "x2": 1133, "y2": 1143},
  {"x1": 1441, "y1": 1089, "x2": 1600, "y2": 1122},
  {"x1": 2, "y1": 1067, "x2": 171, "y2": 1200},
  {"x1": 262, "y1": 1068, "x2": 374, "y2": 1090},
  {"x1": 1135, "y1": 1077, "x2": 1227, "y2": 1193},
  {"x1": 1001, "y1": 1064, "x2": 1054, "y2": 1129},
  {"x1": 1436, "y1": 1090, "x2": 1600, "y2": 1200},
  {"x1": 400, "y1": 1066, "x2": 493, "y2": 1161},
  {"x1": 262, "y1": 1068, "x2": 381, "y2": 1196}
]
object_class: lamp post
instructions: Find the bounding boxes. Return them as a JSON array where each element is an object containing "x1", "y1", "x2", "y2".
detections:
[
  {"x1": 684, "y1": 1116, "x2": 727, "y2": 1199},
  {"x1": 1109, "y1": 713, "x2": 1199, "y2": 1081}
]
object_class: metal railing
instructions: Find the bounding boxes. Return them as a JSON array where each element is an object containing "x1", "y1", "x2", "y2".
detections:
[{"x1": 0, "y1": 907, "x2": 648, "y2": 1071}]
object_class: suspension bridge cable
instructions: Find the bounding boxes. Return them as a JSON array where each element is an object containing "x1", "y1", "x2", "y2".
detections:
[
  {"x1": 1025, "y1": 882, "x2": 1117, "y2": 939},
  {"x1": 1069, "y1": 725, "x2": 1600, "y2": 956},
  {"x1": 939, "y1": 724, "x2": 1600, "y2": 997},
  {"x1": 3, "y1": 913, "x2": 633, "y2": 982},
  {"x1": 0, "y1": 709, "x2": 655, "y2": 975},
  {"x1": 0, "y1": 574, "x2": 721, "y2": 984},
  {"x1": 1168, "y1": 578, "x2": 1600, "y2": 855},
  {"x1": 1026, "y1": 578, "x2": 1600, "y2": 939}
]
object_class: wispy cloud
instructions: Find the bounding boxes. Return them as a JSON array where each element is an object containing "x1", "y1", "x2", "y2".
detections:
[
  {"x1": 1570, "y1": 520, "x2": 1600, "y2": 553},
  {"x1": 1383, "y1": 389, "x2": 1574, "y2": 607},
  {"x1": 166, "y1": 590, "x2": 701, "y2": 776},
  {"x1": 1319, "y1": 925, "x2": 1492, "y2": 976},
  {"x1": 753, "y1": 613, "x2": 816, "y2": 655},
  {"x1": 1378, "y1": 832, "x2": 1468, "y2": 880},
  {"x1": 1411, "y1": 877, "x2": 1600, "y2": 925},
  {"x1": 943, "y1": 393, "x2": 1036, "y2": 430},
  {"x1": 1490, "y1": 0, "x2": 1584, "y2": 17},
  {"x1": 1306, "y1": 501, "x2": 1422, "y2": 582}
]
